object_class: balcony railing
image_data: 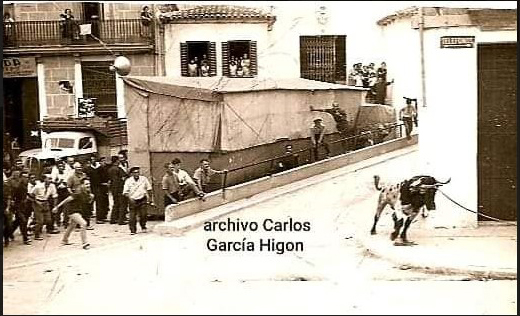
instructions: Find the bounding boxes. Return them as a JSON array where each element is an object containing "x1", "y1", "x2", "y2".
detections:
[{"x1": 3, "y1": 19, "x2": 154, "y2": 48}]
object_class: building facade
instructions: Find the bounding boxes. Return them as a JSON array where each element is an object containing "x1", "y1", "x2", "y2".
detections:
[
  {"x1": 3, "y1": 2, "x2": 159, "y2": 156},
  {"x1": 159, "y1": 4, "x2": 388, "y2": 84},
  {"x1": 378, "y1": 7, "x2": 517, "y2": 226}
]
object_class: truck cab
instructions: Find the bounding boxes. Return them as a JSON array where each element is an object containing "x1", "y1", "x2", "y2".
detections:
[{"x1": 18, "y1": 131, "x2": 98, "y2": 175}]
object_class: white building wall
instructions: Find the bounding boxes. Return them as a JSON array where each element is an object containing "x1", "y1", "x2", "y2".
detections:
[
  {"x1": 163, "y1": 2, "x2": 387, "y2": 79},
  {"x1": 164, "y1": 23, "x2": 269, "y2": 77},
  {"x1": 382, "y1": 17, "x2": 516, "y2": 227}
]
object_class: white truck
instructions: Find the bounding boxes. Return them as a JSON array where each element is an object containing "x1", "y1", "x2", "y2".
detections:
[{"x1": 18, "y1": 131, "x2": 98, "y2": 175}]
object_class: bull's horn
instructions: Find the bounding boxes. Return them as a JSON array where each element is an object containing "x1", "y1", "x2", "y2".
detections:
[{"x1": 435, "y1": 177, "x2": 451, "y2": 186}]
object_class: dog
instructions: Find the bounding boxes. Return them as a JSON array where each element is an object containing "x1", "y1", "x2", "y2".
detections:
[{"x1": 370, "y1": 175, "x2": 450, "y2": 245}]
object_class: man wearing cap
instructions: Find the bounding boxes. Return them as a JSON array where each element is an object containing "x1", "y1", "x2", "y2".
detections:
[
  {"x1": 310, "y1": 118, "x2": 331, "y2": 161},
  {"x1": 123, "y1": 166, "x2": 154, "y2": 235},
  {"x1": 310, "y1": 102, "x2": 350, "y2": 152}
]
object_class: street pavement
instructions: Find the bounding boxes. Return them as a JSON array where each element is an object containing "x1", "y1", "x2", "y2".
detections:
[{"x1": 3, "y1": 144, "x2": 517, "y2": 315}]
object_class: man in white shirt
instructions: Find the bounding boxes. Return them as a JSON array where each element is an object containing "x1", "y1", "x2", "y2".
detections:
[
  {"x1": 170, "y1": 158, "x2": 204, "y2": 200},
  {"x1": 28, "y1": 173, "x2": 59, "y2": 240},
  {"x1": 123, "y1": 166, "x2": 154, "y2": 235}
]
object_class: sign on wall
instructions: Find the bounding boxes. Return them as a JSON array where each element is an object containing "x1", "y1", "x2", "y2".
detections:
[
  {"x1": 3, "y1": 57, "x2": 37, "y2": 77},
  {"x1": 78, "y1": 98, "x2": 97, "y2": 118},
  {"x1": 440, "y1": 36, "x2": 475, "y2": 48}
]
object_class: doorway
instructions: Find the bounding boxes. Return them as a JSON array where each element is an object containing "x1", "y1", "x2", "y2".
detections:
[
  {"x1": 477, "y1": 42, "x2": 517, "y2": 221},
  {"x1": 3, "y1": 77, "x2": 41, "y2": 152}
]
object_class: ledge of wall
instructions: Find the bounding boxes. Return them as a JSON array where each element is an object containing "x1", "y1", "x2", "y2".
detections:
[{"x1": 164, "y1": 135, "x2": 418, "y2": 222}]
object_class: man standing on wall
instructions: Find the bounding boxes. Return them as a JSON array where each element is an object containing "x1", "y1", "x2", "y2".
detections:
[
  {"x1": 310, "y1": 102, "x2": 350, "y2": 152},
  {"x1": 399, "y1": 98, "x2": 418, "y2": 140},
  {"x1": 310, "y1": 118, "x2": 331, "y2": 161}
]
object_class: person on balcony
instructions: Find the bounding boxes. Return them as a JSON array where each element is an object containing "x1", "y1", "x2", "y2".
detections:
[
  {"x1": 60, "y1": 9, "x2": 77, "y2": 43},
  {"x1": 140, "y1": 6, "x2": 153, "y2": 37},
  {"x1": 3, "y1": 12, "x2": 15, "y2": 45}
]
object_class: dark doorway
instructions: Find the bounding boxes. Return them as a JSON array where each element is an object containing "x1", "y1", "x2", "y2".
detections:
[
  {"x1": 82, "y1": 2, "x2": 102, "y2": 38},
  {"x1": 477, "y1": 42, "x2": 517, "y2": 221},
  {"x1": 3, "y1": 77, "x2": 40, "y2": 151}
]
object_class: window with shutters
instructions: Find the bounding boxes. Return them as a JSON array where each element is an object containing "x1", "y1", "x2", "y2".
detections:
[
  {"x1": 180, "y1": 41, "x2": 217, "y2": 77},
  {"x1": 81, "y1": 61, "x2": 117, "y2": 118},
  {"x1": 222, "y1": 40, "x2": 257, "y2": 78},
  {"x1": 300, "y1": 35, "x2": 346, "y2": 83}
]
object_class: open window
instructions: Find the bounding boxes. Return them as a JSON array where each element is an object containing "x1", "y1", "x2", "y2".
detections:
[
  {"x1": 222, "y1": 40, "x2": 257, "y2": 77},
  {"x1": 180, "y1": 41, "x2": 217, "y2": 77}
]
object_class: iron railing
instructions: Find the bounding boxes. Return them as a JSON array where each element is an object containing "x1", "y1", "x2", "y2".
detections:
[
  {"x1": 3, "y1": 19, "x2": 154, "y2": 48},
  {"x1": 217, "y1": 122, "x2": 407, "y2": 197}
]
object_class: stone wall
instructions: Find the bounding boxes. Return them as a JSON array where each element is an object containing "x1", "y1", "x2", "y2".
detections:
[
  {"x1": 103, "y1": 3, "x2": 148, "y2": 20},
  {"x1": 11, "y1": 2, "x2": 83, "y2": 21},
  {"x1": 41, "y1": 56, "x2": 76, "y2": 117},
  {"x1": 126, "y1": 54, "x2": 156, "y2": 76},
  {"x1": 41, "y1": 53, "x2": 154, "y2": 118},
  {"x1": 9, "y1": 2, "x2": 147, "y2": 21}
]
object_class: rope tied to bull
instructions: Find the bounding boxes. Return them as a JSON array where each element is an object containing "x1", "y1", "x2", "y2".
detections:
[{"x1": 438, "y1": 189, "x2": 517, "y2": 226}]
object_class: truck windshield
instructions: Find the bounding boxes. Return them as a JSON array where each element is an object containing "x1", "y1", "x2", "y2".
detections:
[{"x1": 45, "y1": 138, "x2": 75, "y2": 149}]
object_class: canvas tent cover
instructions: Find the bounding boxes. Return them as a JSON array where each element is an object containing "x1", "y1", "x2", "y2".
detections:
[{"x1": 124, "y1": 76, "x2": 366, "y2": 152}]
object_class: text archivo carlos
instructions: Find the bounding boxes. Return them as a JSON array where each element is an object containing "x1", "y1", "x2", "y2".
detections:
[{"x1": 204, "y1": 217, "x2": 311, "y2": 255}]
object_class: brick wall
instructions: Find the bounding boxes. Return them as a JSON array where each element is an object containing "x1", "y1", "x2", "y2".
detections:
[
  {"x1": 11, "y1": 2, "x2": 145, "y2": 21},
  {"x1": 41, "y1": 53, "x2": 155, "y2": 118},
  {"x1": 127, "y1": 54, "x2": 156, "y2": 76},
  {"x1": 103, "y1": 3, "x2": 145, "y2": 20},
  {"x1": 13, "y1": 2, "x2": 83, "y2": 21},
  {"x1": 41, "y1": 56, "x2": 76, "y2": 117}
]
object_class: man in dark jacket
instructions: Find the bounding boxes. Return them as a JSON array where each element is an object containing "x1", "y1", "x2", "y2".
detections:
[{"x1": 108, "y1": 156, "x2": 128, "y2": 225}]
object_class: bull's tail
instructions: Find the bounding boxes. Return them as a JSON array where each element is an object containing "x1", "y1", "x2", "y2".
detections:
[{"x1": 374, "y1": 175, "x2": 382, "y2": 191}]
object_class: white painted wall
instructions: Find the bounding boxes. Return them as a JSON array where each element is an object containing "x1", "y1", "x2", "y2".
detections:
[
  {"x1": 163, "y1": 2, "x2": 388, "y2": 79},
  {"x1": 381, "y1": 18, "x2": 516, "y2": 227}
]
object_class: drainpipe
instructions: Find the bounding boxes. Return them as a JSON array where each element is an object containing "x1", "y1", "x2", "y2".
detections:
[{"x1": 419, "y1": 7, "x2": 427, "y2": 107}]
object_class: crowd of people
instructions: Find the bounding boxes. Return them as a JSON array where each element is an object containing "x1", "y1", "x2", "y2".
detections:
[
  {"x1": 228, "y1": 53, "x2": 251, "y2": 77},
  {"x1": 348, "y1": 62, "x2": 393, "y2": 105},
  {"x1": 188, "y1": 55, "x2": 211, "y2": 77},
  {"x1": 2, "y1": 150, "x2": 236, "y2": 248}
]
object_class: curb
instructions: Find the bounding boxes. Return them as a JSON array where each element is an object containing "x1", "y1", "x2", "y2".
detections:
[
  {"x1": 155, "y1": 145, "x2": 418, "y2": 236},
  {"x1": 355, "y1": 237, "x2": 517, "y2": 280}
]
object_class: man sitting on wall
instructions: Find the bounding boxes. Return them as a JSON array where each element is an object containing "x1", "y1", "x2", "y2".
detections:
[{"x1": 170, "y1": 158, "x2": 205, "y2": 201}]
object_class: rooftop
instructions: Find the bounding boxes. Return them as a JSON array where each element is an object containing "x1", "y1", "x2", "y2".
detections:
[
  {"x1": 124, "y1": 76, "x2": 366, "y2": 102},
  {"x1": 377, "y1": 6, "x2": 517, "y2": 30},
  {"x1": 159, "y1": 4, "x2": 275, "y2": 24}
]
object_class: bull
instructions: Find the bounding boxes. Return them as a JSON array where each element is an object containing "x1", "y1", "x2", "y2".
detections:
[{"x1": 370, "y1": 175, "x2": 451, "y2": 245}]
